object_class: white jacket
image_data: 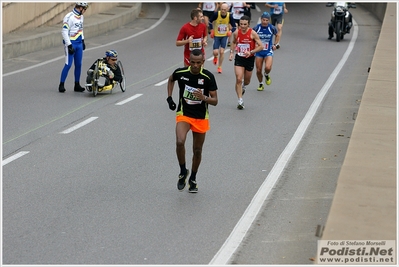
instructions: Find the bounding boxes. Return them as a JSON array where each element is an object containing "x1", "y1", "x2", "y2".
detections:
[{"x1": 61, "y1": 8, "x2": 84, "y2": 46}]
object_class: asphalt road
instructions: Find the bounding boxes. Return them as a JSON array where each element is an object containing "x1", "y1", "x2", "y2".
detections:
[{"x1": 2, "y1": 3, "x2": 381, "y2": 265}]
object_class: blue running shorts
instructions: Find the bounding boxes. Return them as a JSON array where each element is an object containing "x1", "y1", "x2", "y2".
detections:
[
  {"x1": 213, "y1": 36, "x2": 228, "y2": 50},
  {"x1": 255, "y1": 50, "x2": 274, "y2": 58}
]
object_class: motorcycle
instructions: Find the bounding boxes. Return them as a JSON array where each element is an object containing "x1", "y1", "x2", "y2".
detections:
[{"x1": 326, "y1": 2, "x2": 356, "y2": 42}]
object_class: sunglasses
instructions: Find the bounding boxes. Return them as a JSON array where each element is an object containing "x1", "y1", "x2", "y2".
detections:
[{"x1": 110, "y1": 58, "x2": 117, "y2": 61}]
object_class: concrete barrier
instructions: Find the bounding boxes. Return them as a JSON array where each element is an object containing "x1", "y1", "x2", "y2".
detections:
[
  {"x1": 2, "y1": 3, "x2": 120, "y2": 34},
  {"x1": 360, "y1": 3, "x2": 387, "y2": 22},
  {"x1": 322, "y1": 2, "x2": 396, "y2": 241},
  {"x1": 2, "y1": 3, "x2": 141, "y2": 60}
]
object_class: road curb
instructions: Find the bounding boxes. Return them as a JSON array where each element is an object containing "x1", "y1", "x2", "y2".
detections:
[
  {"x1": 2, "y1": 3, "x2": 142, "y2": 60},
  {"x1": 321, "y1": 2, "x2": 396, "y2": 241}
]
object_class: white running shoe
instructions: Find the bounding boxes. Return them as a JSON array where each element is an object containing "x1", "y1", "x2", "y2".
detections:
[{"x1": 237, "y1": 99, "x2": 245, "y2": 110}]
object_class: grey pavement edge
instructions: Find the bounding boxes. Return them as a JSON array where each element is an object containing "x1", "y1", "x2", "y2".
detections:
[
  {"x1": 321, "y1": 2, "x2": 397, "y2": 242},
  {"x1": 2, "y1": 3, "x2": 141, "y2": 60}
]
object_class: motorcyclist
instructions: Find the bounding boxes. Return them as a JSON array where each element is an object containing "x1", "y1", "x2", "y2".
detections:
[
  {"x1": 86, "y1": 49, "x2": 123, "y2": 91},
  {"x1": 327, "y1": 2, "x2": 354, "y2": 40}
]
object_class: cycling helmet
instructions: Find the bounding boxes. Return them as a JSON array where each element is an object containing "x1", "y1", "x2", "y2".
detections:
[
  {"x1": 76, "y1": 2, "x2": 88, "y2": 7},
  {"x1": 261, "y1": 12, "x2": 270, "y2": 19},
  {"x1": 105, "y1": 50, "x2": 118, "y2": 58}
]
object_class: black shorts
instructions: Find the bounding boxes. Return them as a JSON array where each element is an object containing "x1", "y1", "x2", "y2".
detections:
[
  {"x1": 271, "y1": 13, "x2": 283, "y2": 26},
  {"x1": 202, "y1": 10, "x2": 214, "y2": 18},
  {"x1": 234, "y1": 55, "x2": 255, "y2": 71}
]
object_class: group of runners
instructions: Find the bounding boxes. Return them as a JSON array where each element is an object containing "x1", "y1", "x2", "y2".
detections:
[
  {"x1": 171, "y1": 2, "x2": 288, "y2": 193},
  {"x1": 176, "y1": 2, "x2": 287, "y2": 109},
  {"x1": 58, "y1": 2, "x2": 288, "y2": 193}
]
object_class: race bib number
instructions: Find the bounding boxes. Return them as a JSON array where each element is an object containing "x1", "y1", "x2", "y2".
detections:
[
  {"x1": 205, "y1": 3, "x2": 214, "y2": 10},
  {"x1": 189, "y1": 38, "x2": 202, "y2": 50},
  {"x1": 232, "y1": 8, "x2": 243, "y2": 19},
  {"x1": 217, "y1": 24, "x2": 228, "y2": 34},
  {"x1": 183, "y1": 85, "x2": 203, "y2": 104},
  {"x1": 237, "y1": 43, "x2": 250, "y2": 57},
  {"x1": 274, "y1": 6, "x2": 282, "y2": 14},
  {"x1": 262, "y1": 40, "x2": 269, "y2": 50}
]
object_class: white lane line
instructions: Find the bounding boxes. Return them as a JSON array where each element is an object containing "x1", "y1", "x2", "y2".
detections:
[
  {"x1": 2, "y1": 151, "x2": 30, "y2": 166},
  {"x1": 115, "y1": 93, "x2": 143, "y2": 105},
  {"x1": 60, "y1": 117, "x2": 98, "y2": 134},
  {"x1": 155, "y1": 80, "x2": 168, "y2": 86},
  {"x1": 3, "y1": 4, "x2": 170, "y2": 77},
  {"x1": 209, "y1": 20, "x2": 359, "y2": 265}
]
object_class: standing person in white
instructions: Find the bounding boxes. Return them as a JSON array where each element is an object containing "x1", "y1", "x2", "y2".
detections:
[{"x1": 59, "y1": 2, "x2": 88, "y2": 93}]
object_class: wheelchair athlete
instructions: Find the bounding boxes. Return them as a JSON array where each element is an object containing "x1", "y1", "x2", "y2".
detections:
[{"x1": 86, "y1": 49, "x2": 123, "y2": 91}]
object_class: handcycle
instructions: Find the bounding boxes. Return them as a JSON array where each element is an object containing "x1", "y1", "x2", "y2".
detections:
[{"x1": 85, "y1": 59, "x2": 126, "y2": 97}]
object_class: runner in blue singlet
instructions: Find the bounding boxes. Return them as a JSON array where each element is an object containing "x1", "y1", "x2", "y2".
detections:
[{"x1": 253, "y1": 12, "x2": 279, "y2": 91}]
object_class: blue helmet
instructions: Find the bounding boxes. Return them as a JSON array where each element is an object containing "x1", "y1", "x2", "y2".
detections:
[
  {"x1": 261, "y1": 12, "x2": 270, "y2": 19},
  {"x1": 105, "y1": 49, "x2": 118, "y2": 58}
]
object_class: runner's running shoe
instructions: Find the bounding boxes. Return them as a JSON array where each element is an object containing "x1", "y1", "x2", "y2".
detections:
[
  {"x1": 213, "y1": 57, "x2": 218, "y2": 65},
  {"x1": 177, "y1": 169, "x2": 189, "y2": 191},
  {"x1": 257, "y1": 83, "x2": 264, "y2": 91},
  {"x1": 265, "y1": 74, "x2": 272, "y2": 85},
  {"x1": 217, "y1": 67, "x2": 222, "y2": 73},
  {"x1": 242, "y1": 84, "x2": 246, "y2": 95},
  {"x1": 188, "y1": 180, "x2": 198, "y2": 193},
  {"x1": 237, "y1": 99, "x2": 245, "y2": 110}
]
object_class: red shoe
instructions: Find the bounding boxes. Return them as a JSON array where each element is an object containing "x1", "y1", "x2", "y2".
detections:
[
  {"x1": 213, "y1": 57, "x2": 218, "y2": 65},
  {"x1": 217, "y1": 67, "x2": 222, "y2": 73}
]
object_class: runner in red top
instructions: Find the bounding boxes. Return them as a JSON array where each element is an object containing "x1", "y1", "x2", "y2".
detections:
[
  {"x1": 229, "y1": 15, "x2": 263, "y2": 109},
  {"x1": 176, "y1": 9, "x2": 208, "y2": 67}
]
